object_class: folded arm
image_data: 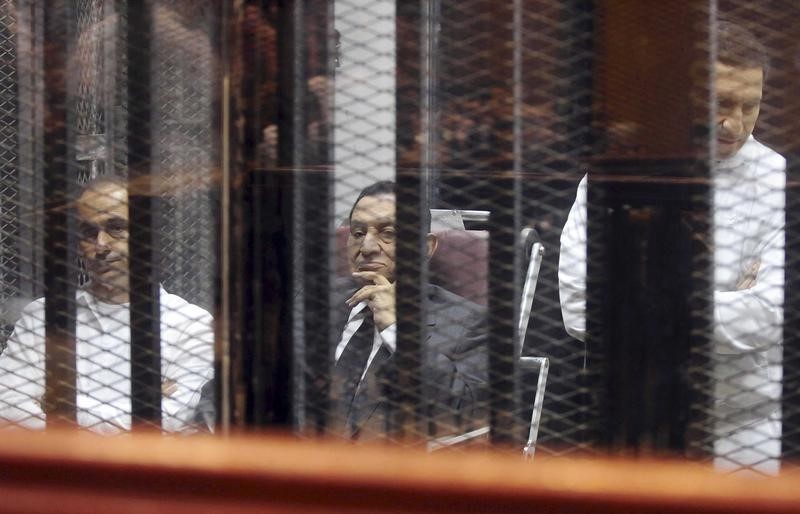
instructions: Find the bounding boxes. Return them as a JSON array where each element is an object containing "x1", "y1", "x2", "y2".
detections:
[{"x1": 714, "y1": 227, "x2": 784, "y2": 354}]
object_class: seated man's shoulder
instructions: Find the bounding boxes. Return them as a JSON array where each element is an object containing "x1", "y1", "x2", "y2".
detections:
[
  {"x1": 158, "y1": 292, "x2": 214, "y2": 366},
  {"x1": 160, "y1": 290, "x2": 214, "y2": 327},
  {"x1": 18, "y1": 297, "x2": 46, "y2": 317},
  {"x1": 428, "y1": 284, "x2": 486, "y2": 321},
  {"x1": 744, "y1": 137, "x2": 786, "y2": 175},
  {"x1": 6, "y1": 297, "x2": 46, "y2": 331},
  {"x1": 427, "y1": 284, "x2": 486, "y2": 366},
  {"x1": 3, "y1": 297, "x2": 46, "y2": 344}
]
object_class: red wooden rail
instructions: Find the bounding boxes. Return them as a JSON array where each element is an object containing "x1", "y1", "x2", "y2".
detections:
[{"x1": 0, "y1": 429, "x2": 799, "y2": 513}]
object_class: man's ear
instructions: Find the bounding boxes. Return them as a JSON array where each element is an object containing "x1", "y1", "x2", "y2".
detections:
[{"x1": 426, "y1": 233, "x2": 438, "y2": 260}]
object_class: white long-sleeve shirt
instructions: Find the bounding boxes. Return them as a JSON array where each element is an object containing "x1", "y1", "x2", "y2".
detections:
[
  {"x1": 0, "y1": 287, "x2": 214, "y2": 434},
  {"x1": 558, "y1": 136, "x2": 785, "y2": 427}
]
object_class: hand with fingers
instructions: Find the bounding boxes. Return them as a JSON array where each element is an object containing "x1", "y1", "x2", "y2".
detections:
[
  {"x1": 347, "y1": 271, "x2": 396, "y2": 330},
  {"x1": 736, "y1": 258, "x2": 761, "y2": 291}
]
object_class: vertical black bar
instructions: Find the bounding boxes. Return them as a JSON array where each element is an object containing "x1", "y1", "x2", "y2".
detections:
[
  {"x1": 551, "y1": 0, "x2": 598, "y2": 450},
  {"x1": 567, "y1": 0, "x2": 596, "y2": 451},
  {"x1": 515, "y1": 0, "x2": 595, "y2": 452},
  {"x1": 302, "y1": 0, "x2": 333, "y2": 434},
  {"x1": 586, "y1": 3, "x2": 712, "y2": 453},
  {"x1": 230, "y1": 0, "x2": 293, "y2": 427},
  {"x1": 487, "y1": 4, "x2": 520, "y2": 446},
  {"x1": 588, "y1": 162, "x2": 712, "y2": 451},
  {"x1": 394, "y1": 0, "x2": 426, "y2": 440},
  {"x1": 211, "y1": 0, "x2": 228, "y2": 432},
  {"x1": 235, "y1": 0, "x2": 266, "y2": 426},
  {"x1": 226, "y1": 1, "x2": 246, "y2": 427},
  {"x1": 776, "y1": 5, "x2": 800, "y2": 466},
  {"x1": 265, "y1": 0, "x2": 296, "y2": 427},
  {"x1": 127, "y1": 0, "x2": 161, "y2": 427},
  {"x1": 43, "y1": 0, "x2": 77, "y2": 426},
  {"x1": 487, "y1": 180, "x2": 520, "y2": 446},
  {"x1": 784, "y1": 155, "x2": 800, "y2": 462},
  {"x1": 393, "y1": 181, "x2": 426, "y2": 438}
]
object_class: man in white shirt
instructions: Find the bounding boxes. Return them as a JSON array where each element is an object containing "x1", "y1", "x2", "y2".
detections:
[
  {"x1": 0, "y1": 176, "x2": 214, "y2": 433},
  {"x1": 328, "y1": 181, "x2": 487, "y2": 440},
  {"x1": 558, "y1": 21, "x2": 785, "y2": 473}
]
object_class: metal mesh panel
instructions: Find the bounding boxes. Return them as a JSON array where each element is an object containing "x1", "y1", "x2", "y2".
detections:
[
  {"x1": 296, "y1": 0, "x2": 519, "y2": 447},
  {"x1": 332, "y1": 0, "x2": 396, "y2": 219},
  {"x1": 0, "y1": 1, "x2": 18, "y2": 351},
  {"x1": 518, "y1": 0, "x2": 595, "y2": 456},
  {"x1": 703, "y1": 2, "x2": 797, "y2": 475},
  {"x1": 75, "y1": 0, "x2": 104, "y2": 141},
  {"x1": 0, "y1": 0, "x2": 796, "y2": 478},
  {"x1": 290, "y1": 0, "x2": 799, "y2": 474},
  {"x1": 151, "y1": 2, "x2": 215, "y2": 311},
  {"x1": 0, "y1": 1, "x2": 215, "y2": 434},
  {"x1": 297, "y1": 0, "x2": 562, "y2": 450}
]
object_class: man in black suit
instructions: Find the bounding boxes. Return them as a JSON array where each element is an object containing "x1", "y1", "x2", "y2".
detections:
[{"x1": 329, "y1": 181, "x2": 487, "y2": 441}]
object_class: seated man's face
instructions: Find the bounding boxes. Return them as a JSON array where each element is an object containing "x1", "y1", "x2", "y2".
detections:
[
  {"x1": 347, "y1": 193, "x2": 397, "y2": 283},
  {"x1": 715, "y1": 61, "x2": 763, "y2": 160},
  {"x1": 77, "y1": 183, "x2": 130, "y2": 300}
]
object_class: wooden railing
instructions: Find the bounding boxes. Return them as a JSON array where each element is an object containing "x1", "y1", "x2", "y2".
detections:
[{"x1": 0, "y1": 429, "x2": 799, "y2": 513}]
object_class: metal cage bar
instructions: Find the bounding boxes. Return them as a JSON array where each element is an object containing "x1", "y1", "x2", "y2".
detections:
[
  {"x1": 393, "y1": 0, "x2": 429, "y2": 440},
  {"x1": 42, "y1": 0, "x2": 77, "y2": 426},
  {"x1": 586, "y1": 2, "x2": 713, "y2": 453},
  {"x1": 298, "y1": 0, "x2": 334, "y2": 435},
  {"x1": 126, "y1": 0, "x2": 161, "y2": 427},
  {"x1": 783, "y1": 155, "x2": 800, "y2": 461}
]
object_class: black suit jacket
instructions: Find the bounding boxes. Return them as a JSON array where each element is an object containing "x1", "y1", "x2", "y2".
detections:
[{"x1": 327, "y1": 278, "x2": 488, "y2": 441}]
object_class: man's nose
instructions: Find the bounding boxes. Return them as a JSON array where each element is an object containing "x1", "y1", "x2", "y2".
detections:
[
  {"x1": 95, "y1": 229, "x2": 112, "y2": 250},
  {"x1": 720, "y1": 111, "x2": 743, "y2": 134},
  {"x1": 360, "y1": 231, "x2": 380, "y2": 254}
]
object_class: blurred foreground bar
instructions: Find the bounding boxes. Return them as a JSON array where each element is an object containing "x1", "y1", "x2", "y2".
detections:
[
  {"x1": 126, "y1": 0, "x2": 162, "y2": 428},
  {"x1": 587, "y1": 1, "x2": 712, "y2": 452},
  {"x1": 43, "y1": 0, "x2": 77, "y2": 426},
  {"x1": 1, "y1": 430, "x2": 800, "y2": 513}
]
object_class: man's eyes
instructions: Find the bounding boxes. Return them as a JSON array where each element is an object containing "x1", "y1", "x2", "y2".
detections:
[
  {"x1": 349, "y1": 227, "x2": 395, "y2": 239},
  {"x1": 78, "y1": 221, "x2": 128, "y2": 239},
  {"x1": 105, "y1": 221, "x2": 128, "y2": 235},
  {"x1": 717, "y1": 99, "x2": 760, "y2": 113},
  {"x1": 79, "y1": 224, "x2": 98, "y2": 239}
]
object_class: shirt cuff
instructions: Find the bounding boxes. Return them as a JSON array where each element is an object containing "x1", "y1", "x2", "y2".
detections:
[{"x1": 380, "y1": 323, "x2": 397, "y2": 353}]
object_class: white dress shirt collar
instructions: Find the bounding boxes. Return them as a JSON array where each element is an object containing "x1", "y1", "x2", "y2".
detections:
[{"x1": 335, "y1": 301, "x2": 397, "y2": 381}]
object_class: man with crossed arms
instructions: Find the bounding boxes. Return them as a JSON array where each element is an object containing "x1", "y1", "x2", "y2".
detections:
[{"x1": 559, "y1": 21, "x2": 785, "y2": 473}]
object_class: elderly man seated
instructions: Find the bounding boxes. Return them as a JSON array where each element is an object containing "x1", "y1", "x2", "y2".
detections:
[{"x1": 325, "y1": 180, "x2": 488, "y2": 440}]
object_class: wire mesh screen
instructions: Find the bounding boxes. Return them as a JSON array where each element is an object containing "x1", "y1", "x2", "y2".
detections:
[
  {"x1": 0, "y1": 1, "x2": 215, "y2": 433},
  {"x1": 294, "y1": 0, "x2": 800, "y2": 474},
  {"x1": 516, "y1": 0, "x2": 595, "y2": 456},
  {"x1": 333, "y1": 0, "x2": 395, "y2": 219},
  {"x1": 704, "y1": 1, "x2": 797, "y2": 475},
  {"x1": 151, "y1": 2, "x2": 215, "y2": 311},
  {"x1": 301, "y1": 0, "x2": 590, "y2": 451},
  {"x1": 297, "y1": 0, "x2": 520, "y2": 447},
  {"x1": 0, "y1": 0, "x2": 796, "y2": 478},
  {"x1": 0, "y1": 1, "x2": 19, "y2": 352}
]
